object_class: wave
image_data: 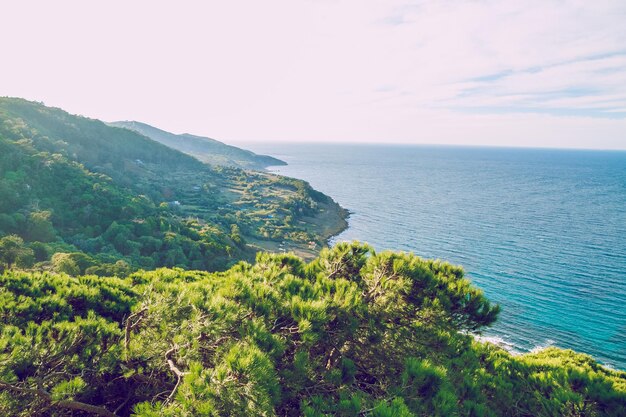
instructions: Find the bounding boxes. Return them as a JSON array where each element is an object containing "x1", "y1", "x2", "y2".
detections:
[{"x1": 472, "y1": 333, "x2": 558, "y2": 357}]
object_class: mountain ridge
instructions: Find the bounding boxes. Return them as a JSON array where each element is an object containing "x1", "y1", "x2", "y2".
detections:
[{"x1": 109, "y1": 120, "x2": 286, "y2": 170}]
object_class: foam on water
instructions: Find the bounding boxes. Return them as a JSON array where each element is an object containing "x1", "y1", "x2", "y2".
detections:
[{"x1": 473, "y1": 334, "x2": 522, "y2": 354}]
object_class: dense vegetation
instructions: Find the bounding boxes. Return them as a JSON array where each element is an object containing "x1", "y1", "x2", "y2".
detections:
[
  {"x1": 109, "y1": 121, "x2": 286, "y2": 170},
  {"x1": 0, "y1": 98, "x2": 346, "y2": 274},
  {"x1": 2, "y1": 97, "x2": 624, "y2": 415},
  {"x1": 0, "y1": 242, "x2": 624, "y2": 416}
]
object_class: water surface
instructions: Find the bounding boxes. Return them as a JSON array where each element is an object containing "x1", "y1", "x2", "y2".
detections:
[{"x1": 244, "y1": 143, "x2": 626, "y2": 369}]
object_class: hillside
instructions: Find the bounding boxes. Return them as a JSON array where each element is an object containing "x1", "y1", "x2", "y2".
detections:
[
  {"x1": 1, "y1": 98, "x2": 624, "y2": 416},
  {"x1": 0, "y1": 243, "x2": 624, "y2": 416},
  {"x1": 109, "y1": 120, "x2": 286, "y2": 170},
  {"x1": 0, "y1": 97, "x2": 347, "y2": 274}
]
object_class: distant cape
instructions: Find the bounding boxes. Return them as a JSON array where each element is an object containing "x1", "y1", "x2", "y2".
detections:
[{"x1": 109, "y1": 120, "x2": 286, "y2": 170}]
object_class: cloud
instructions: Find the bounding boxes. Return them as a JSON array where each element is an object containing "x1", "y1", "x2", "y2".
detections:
[
  {"x1": 369, "y1": 1, "x2": 626, "y2": 113},
  {"x1": 0, "y1": 0, "x2": 624, "y2": 148},
  {"x1": 448, "y1": 53, "x2": 626, "y2": 116}
]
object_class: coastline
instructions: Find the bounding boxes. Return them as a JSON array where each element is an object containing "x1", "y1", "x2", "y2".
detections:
[
  {"x1": 240, "y1": 159, "x2": 350, "y2": 260},
  {"x1": 472, "y1": 333, "x2": 623, "y2": 371},
  {"x1": 246, "y1": 196, "x2": 349, "y2": 261},
  {"x1": 250, "y1": 147, "x2": 625, "y2": 371}
]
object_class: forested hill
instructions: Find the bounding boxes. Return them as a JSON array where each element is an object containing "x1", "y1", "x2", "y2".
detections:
[
  {"x1": 109, "y1": 120, "x2": 286, "y2": 170},
  {"x1": 0, "y1": 97, "x2": 347, "y2": 275}
]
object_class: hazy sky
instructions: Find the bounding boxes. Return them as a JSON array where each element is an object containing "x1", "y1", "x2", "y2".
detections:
[{"x1": 2, "y1": 0, "x2": 625, "y2": 149}]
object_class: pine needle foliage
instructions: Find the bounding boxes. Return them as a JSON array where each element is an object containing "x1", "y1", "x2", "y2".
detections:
[{"x1": 0, "y1": 243, "x2": 624, "y2": 416}]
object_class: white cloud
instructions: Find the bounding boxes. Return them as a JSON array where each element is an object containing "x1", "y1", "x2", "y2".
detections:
[
  {"x1": 447, "y1": 53, "x2": 626, "y2": 114},
  {"x1": 0, "y1": 0, "x2": 625, "y2": 148}
]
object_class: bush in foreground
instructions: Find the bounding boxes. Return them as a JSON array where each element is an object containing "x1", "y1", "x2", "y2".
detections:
[{"x1": 0, "y1": 242, "x2": 624, "y2": 416}]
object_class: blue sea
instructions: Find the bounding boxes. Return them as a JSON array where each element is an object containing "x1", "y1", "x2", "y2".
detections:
[{"x1": 244, "y1": 143, "x2": 626, "y2": 370}]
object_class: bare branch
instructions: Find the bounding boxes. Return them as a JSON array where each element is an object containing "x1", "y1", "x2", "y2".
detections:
[
  {"x1": 56, "y1": 400, "x2": 119, "y2": 417},
  {"x1": 165, "y1": 346, "x2": 188, "y2": 378},
  {"x1": 0, "y1": 380, "x2": 119, "y2": 417},
  {"x1": 164, "y1": 345, "x2": 189, "y2": 404},
  {"x1": 124, "y1": 307, "x2": 148, "y2": 355},
  {"x1": 0, "y1": 380, "x2": 48, "y2": 397}
]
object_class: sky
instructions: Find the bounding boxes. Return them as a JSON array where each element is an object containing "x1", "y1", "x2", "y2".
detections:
[{"x1": 1, "y1": 0, "x2": 625, "y2": 149}]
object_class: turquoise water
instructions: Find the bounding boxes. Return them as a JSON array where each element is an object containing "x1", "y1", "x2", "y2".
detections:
[{"x1": 245, "y1": 143, "x2": 626, "y2": 369}]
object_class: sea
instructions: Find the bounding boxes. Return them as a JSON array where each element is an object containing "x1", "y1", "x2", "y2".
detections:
[{"x1": 242, "y1": 143, "x2": 626, "y2": 370}]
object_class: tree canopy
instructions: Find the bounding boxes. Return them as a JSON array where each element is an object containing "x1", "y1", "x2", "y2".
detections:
[{"x1": 0, "y1": 243, "x2": 623, "y2": 416}]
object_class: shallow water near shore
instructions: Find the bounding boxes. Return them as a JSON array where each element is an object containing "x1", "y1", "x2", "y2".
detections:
[{"x1": 242, "y1": 143, "x2": 626, "y2": 369}]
